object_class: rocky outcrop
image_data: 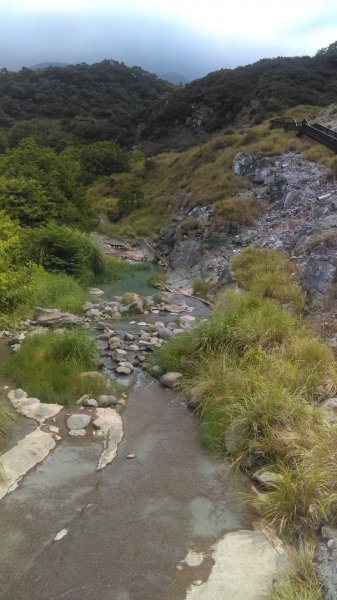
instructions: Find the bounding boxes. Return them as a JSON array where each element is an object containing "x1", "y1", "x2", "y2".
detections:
[{"x1": 158, "y1": 151, "x2": 337, "y2": 300}]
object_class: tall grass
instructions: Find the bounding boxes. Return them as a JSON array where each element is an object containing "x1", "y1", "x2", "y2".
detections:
[
  {"x1": 0, "y1": 405, "x2": 15, "y2": 453},
  {"x1": 270, "y1": 545, "x2": 323, "y2": 600},
  {"x1": 155, "y1": 249, "x2": 337, "y2": 542},
  {"x1": 6, "y1": 329, "x2": 110, "y2": 406}
]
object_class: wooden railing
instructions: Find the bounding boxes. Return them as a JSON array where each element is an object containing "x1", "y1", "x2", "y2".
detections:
[{"x1": 270, "y1": 117, "x2": 337, "y2": 152}]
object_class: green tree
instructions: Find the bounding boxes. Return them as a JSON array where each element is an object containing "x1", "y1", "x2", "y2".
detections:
[{"x1": 79, "y1": 140, "x2": 130, "y2": 183}]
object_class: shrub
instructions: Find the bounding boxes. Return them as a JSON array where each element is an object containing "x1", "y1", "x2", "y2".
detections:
[
  {"x1": 23, "y1": 224, "x2": 105, "y2": 283},
  {"x1": 192, "y1": 279, "x2": 212, "y2": 298},
  {"x1": 270, "y1": 545, "x2": 323, "y2": 600},
  {"x1": 148, "y1": 272, "x2": 168, "y2": 287}
]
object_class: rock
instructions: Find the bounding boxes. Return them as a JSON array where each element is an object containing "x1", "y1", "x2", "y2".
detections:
[
  {"x1": 151, "y1": 365, "x2": 164, "y2": 377},
  {"x1": 158, "y1": 327, "x2": 173, "y2": 340},
  {"x1": 68, "y1": 429, "x2": 87, "y2": 437},
  {"x1": 126, "y1": 453, "x2": 136, "y2": 459},
  {"x1": 283, "y1": 189, "x2": 299, "y2": 209},
  {"x1": 124, "y1": 333, "x2": 135, "y2": 341},
  {"x1": 34, "y1": 307, "x2": 82, "y2": 327},
  {"x1": 98, "y1": 395, "x2": 118, "y2": 407},
  {"x1": 172, "y1": 328, "x2": 184, "y2": 335},
  {"x1": 186, "y1": 389, "x2": 203, "y2": 409},
  {"x1": 82, "y1": 397, "x2": 98, "y2": 408},
  {"x1": 161, "y1": 372, "x2": 183, "y2": 389},
  {"x1": 252, "y1": 468, "x2": 281, "y2": 488},
  {"x1": 94, "y1": 408, "x2": 123, "y2": 470},
  {"x1": 0, "y1": 429, "x2": 56, "y2": 500},
  {"x1": 316, "y1": 526, "x2": 337, "y2": 600},
  {"x1": 14, "y1": 388, "x2": 27, "y2": 400},
  {"x1": 123, "y1": 293, "x2": 144, "y2": 314},
  {"x1": 8, "y1": 390, "x2": 62, "y2": 424},
  {"x1": 224, "y1": 421, "x2": 241, "y2": 454},
  {"x1": 116, "y1": 365, "x2": 132, "y2": 375},
  {"x1": 112, "y1": 348, "x2": 128, "y2": 362},
  {"x1": 76, "y1": 394, "x2": 89, "y2": 405},
  {"x1": 164, "y1": 303, "x2": 188, "y2": 313},
  {"x1": 66, "y1": 414, "x2": 91, "y2": 430},
  {"x1": 128, "y1": 344, "x2": 140, "y2": 352},
  {"x1": 54, "y1": 528, "x2": 68, "y2": 541},
  {"x1": 85, "y1": 308, "x2": 101, "y2": 318},
  {"x1": 101, "y1": 306, "x2": 115, "y2": 316},
  {"x1": 138, "y1": 340, "x2": 153, "y2": 350},
  {"x1": 232, "y1": 152, "x2": 256, "y2": 176},
  {"x1": 89, "y1": 288, "x2": 105, "y2": 296},
  {"x1": 180, "y1": 315, "x2": 196, "y2": 326},
  {"x1": 318, "y1": 397, "x2": 337, "y2": 423}
]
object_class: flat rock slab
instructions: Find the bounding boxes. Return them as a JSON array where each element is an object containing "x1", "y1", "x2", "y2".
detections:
[
  {"x1": 8, "y1": 390, "x2": 62, "y2": 424},
  {"x1": 185, "y1": 530, "x2": 285, "y2": 600},
  {"x1": 0, "y1": 429, "x2": 55, "y2": 500},
  {"x1": 94, "y1": 407, "x2": 123, "y2": 470},
  {"x1": 34, "y1": 307, "x2": 82, "y2": 327}
]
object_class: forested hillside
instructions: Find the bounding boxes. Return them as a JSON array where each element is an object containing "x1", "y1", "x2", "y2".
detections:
[{"x1": 0, "y1": 60, "x2": 173, "y2": 147}]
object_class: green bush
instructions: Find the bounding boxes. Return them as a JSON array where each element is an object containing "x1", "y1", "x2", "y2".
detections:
[
  {"x1": 6, "y1": 329, "x2": 102, "y2": 406},
  {"x1": 23, "y1": 224, "x2": 105, "y2": 283}
]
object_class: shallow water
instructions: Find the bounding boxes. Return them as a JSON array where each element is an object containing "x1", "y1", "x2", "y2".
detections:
[{"x1": 97, "y1": 263, "x2": 158, "y2": 299}]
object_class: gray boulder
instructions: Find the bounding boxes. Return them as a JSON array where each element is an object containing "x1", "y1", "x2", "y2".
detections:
[
  {"x1": 66, "y1": 414, "x2": 91, "y2": 430},
  {"x1": 158, "y1": 327, "x2": 173, "y2": 340},
  {"x1": 98, "y1": 395, "x2": 118, "y2": 407},
  {"x1": 161, "y1": 372, "x2": 183, "y2": 389},
  {"x1": 34, "y1": 307, "x2": 82, "y2": 327}
]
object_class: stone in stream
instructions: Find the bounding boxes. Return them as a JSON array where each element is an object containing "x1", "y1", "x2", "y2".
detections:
[
  {"x1": 102, "y1": 306, "x2": 115, "y2": 316},
  {"x1": 88, "y1": 287, "x2": 105, "y2": 296},
  {"x1": 122, "y1": 293, "x2": 144, "y2": 314},
  {"x1": 86, "y1": 308, "x2": 101, "y2": 318},
  {"x1": 128, "y1": 344, "x2": 140, "y2": 352},
  {"x1": 112, "y1": 348, "x2": 128, "y2": 362},
  {"x1": 116, "y1": 365, "x2": 132, "y2": 375},
  {"x1": 158, "y1": 327, "x2": 173, "y2": 340},
  {"x1": 98, "y1": 395, "x2": 118, "y2": 407},
  {"x1": 34, "y1": 307, "x2": 82, "y2": 327},
  {"x1": 124, "y1": 333, "x2": 135, "y2": 341},
  {"x1": 66, "y1": 414, "x2": 91, "y2": 430},
  {"x1": 161, "y1": 372, "x2": 183, "y2": 389}
]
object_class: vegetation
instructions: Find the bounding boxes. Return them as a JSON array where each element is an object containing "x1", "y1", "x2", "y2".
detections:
[
  {"x1": 271, "y1": 545, "x2": 323, "y2": 599},
  {"x1": 155, "y1": 249, "x2": 337, "y2": 543},
  {"x1": 0, "y1": 60, "x2": 173, "y2": 146},
  {"x1": 147, "y1": 272, "x2": 168, "y2": 287},
  {"x1": 0, "y1": 405, "x2": 15, "y2": 453},
  {"x1": 5, "y1": 329, "x2": 112, "y2": 406},
  {"x1": 192, "y1": 279, "x2": 213, "y2": 298},
  {"x1": 215, "y1": 196, "x2": 265, "y2": 229}
]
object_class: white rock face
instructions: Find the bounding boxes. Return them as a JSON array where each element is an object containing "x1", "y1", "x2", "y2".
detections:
[
  {"x1": 8, "y1": 389, "x2": 62, "y2": 424},
  {"x1": 0, "y1": 429, "x2": 55, "y2": 500},
  {"x1": 185, "y1": 530, "x2": 285, "y2": 600},
  {"x1": 94, "y1": 408, "x2": 123, "y2": 470}
]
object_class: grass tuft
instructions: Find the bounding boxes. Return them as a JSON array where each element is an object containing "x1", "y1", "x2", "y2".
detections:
[{"x1": 5, "y1": 329, "x2": 108, "y2": 406}]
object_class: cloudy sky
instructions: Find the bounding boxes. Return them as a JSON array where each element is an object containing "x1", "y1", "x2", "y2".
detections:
[{"x1": 1, "y1": 0, "x2": 337, "y2": 79}]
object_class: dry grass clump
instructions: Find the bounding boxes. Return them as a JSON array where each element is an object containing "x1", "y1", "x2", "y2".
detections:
[
  {"x1": 305, "y1": 229, "x2": 337, "y2": 251},
  {"x1": 215, "y1": 195, "x2": 264, "y2": 228},
  {"x1": 270, "y1": 544, "x2": 323, "y2": 600},
  {"x1": 231, "y1": 247, "x2": 306, "y2": 312}
]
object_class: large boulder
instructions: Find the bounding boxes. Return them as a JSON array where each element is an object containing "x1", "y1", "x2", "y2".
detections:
[
  {"x1": 122, "y1": 293, "x2": 144, "y2": 314},
  {"x1": 34, "y1": 307, "x2": 82, "y2": 327},
  {"x1": 66, "y1": 414, "x2": 91, "y2": 430},
  {"x1": 161, "y1": 372, "x2": 183, "y2": 389}
]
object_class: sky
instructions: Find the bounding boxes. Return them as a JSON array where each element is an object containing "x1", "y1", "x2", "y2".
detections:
[{"x1": 1, "y1": 0, "x2": 337, "y2": 80}]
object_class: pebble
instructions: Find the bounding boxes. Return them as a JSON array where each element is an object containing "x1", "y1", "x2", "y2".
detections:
[
  {"x1": 54, "y1": 528, "x2": 68, "y2": 541},
  {"x1": 126, "y1": 453, "x2": 136, "y2": 459}
]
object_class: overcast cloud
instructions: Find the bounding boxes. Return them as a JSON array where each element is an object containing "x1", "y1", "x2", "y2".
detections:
[{"x1": 1, "y1": 0, "x2": 337, "y2": 79}]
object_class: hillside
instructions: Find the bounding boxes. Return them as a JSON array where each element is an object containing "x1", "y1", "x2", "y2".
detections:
[
  {"x1": 0, "y1": 60, "x2": 173, "y2": 146},
  {"x1": 138, "y1": 42, "x2": 337, "y2": 152}
]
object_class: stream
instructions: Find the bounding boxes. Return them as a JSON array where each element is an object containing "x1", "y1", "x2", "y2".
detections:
[{"x1": 0, "y1": 266, "x2": 285, "y2": 600}]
